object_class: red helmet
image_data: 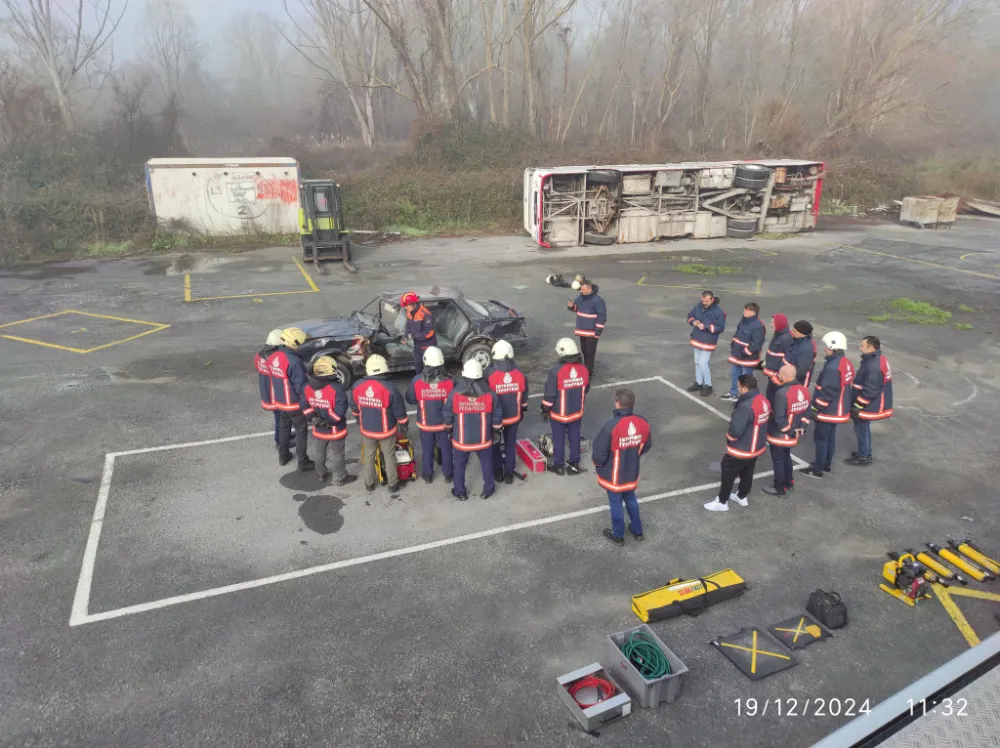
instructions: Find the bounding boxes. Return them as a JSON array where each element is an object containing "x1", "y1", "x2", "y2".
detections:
[{"x1": 400, "y1": 292, "x2": 419, "y2": 306}]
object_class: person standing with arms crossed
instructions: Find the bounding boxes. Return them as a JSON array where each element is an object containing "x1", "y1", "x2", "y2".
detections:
[
  {"x1": 721, "y1": 303, "x2": 766, "y2": 402},
  {"x1": 804, "y1": 331, "x2": 854, "y2": 479},
  {"x1": 704, "y1": 374, "x2": 770, "y2": 512},
  {"x1": 762, "y1": 364, "x2": 810, "y2": 497},
  {"x1": 592, "y1": 388, "x2": 652, "y2": 546},
  {"x1": 686, "y1": 290, "x2": 726, "y2": 397},
  {"x1": 845, "y1": 335, "x2": 893, "y2": 467},
  {"x1": 787, "y1": 320, "x2": 817, "y2": 386},
  {"x1": 567, "y1": 279, "x2": 606, "y2": 378}
]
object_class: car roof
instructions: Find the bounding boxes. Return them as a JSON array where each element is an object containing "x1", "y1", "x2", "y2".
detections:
[{"x1": 379, "y1": 287, "x2": 464, "y2": 305}]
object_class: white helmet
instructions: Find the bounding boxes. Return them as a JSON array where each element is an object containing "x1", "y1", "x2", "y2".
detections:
[
  {"x1": 571, "y1": 280, "x2": 581, "y2": 290},
  {"x1": 822, "y1": 331, "x2": 847, "y2": 351},
  {"x1": 422, "y1": 346, "x2": 445, "y2": 367},
  {"x1": 491, "y1": 340, "x2": 514, "y2": 361},
  {"x1": 365, "y1": 354, "x2": 389, "y2": 376},
  {"x1": 555, "y1": 337, "x2": 579, "y2": 357},
  {"x1": 462, "y1": 359, "x2": 484, "y2": 379},
  {"x1": 266, "y1": 328, "x2": 283, "y2": 346}
]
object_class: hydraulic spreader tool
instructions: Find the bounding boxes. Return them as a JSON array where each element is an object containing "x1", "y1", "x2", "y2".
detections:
[{"x1": 928, "y1": 542, "x2": 995, "y2": 583}]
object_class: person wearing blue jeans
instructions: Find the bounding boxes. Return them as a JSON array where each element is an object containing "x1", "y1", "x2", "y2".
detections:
[
  {"x1": 687, "y1": 290, "x2": 726, "y2": 397},
  {"x1": 721, "y1": 302, "x2": 766, "y2": 401},
  {"x1": 693, "y1": 348, "x2": 713, "y2": 388},
  {"x1": 592, "y1": 388, "x2": 653, "y2": 546}
]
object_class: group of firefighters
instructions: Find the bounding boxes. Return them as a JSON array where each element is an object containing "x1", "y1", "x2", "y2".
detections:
[
  {"x1": 685, "y1": 288, "x2": 894, "y2": 512},
  {"x1": 254, "y1": 278, "x2": 892, "y2": 545}
]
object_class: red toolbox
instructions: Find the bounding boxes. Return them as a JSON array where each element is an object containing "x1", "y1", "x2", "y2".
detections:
[{"x1": 516, "y1": 438, "x2": 547, "y2": 473}]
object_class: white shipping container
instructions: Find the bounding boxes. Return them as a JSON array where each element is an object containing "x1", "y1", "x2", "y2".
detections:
[{"x1": 145, "y1": 157, "x2": 301, "y2": 235}]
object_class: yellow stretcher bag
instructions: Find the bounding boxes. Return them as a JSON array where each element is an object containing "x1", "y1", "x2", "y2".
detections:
[{"x1": 632, "y1": 569, "x2": 747, "y2": 623}]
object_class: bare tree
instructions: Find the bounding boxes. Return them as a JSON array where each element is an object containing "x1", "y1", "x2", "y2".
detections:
[{"x1": 0, "y1": 0, "x2": 126, "y2": 130}]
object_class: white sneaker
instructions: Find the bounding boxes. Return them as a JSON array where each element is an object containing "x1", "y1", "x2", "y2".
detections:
[
  {"x1": 703, "y1": 498, "x2": 730, "y2": 512},
  {"x1": 730, "y1": 493, "x2": 748, "y2": 507}
]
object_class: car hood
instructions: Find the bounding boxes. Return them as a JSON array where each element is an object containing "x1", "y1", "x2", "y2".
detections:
[{"x1": 283, "y1": 315, "x2": 375, "y2": 340}]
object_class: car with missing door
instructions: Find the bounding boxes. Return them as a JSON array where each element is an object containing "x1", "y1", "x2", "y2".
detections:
[{"x1": 283, "y1": 287, "x2": 527, "y2": 387}]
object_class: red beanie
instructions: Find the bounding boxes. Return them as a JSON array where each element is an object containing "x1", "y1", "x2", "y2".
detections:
[{"x1": 773, "y1": 313, "x2": 788, "y2": 331}]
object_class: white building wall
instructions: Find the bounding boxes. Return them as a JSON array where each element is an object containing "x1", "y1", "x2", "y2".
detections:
[{"x1": 145, "y1": 157, "x2": 301, "y2": 235}]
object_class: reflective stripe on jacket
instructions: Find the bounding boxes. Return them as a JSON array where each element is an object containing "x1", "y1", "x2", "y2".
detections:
[
  {"x1": 405, "y1": 373, "x2": 455, "y2": 432},
  {"x1": 485, "y1": 360, "x2": 528, "y2": 425},
  {"x1": 256, "y1": 345, "x2": 278, "y2": 410},
  {"x1": 725, "y1": 391, "x2": 770, "y2": 458},
  {"x1": 688, "y1": 299, "x2": 726, "y2": 351},
  {"x1": 787, "y1": 334, "x2": 817, "y2": 386},
  {"x1": 592, "y1": 408, "x2": 652, "y2": 492},
  {"x1": 727, "y1": 315, "x2": 767, "y2": 366},
  {"x1": 406, "y1": 305, "x2": 437, "y2": 348},
  {"x1": 351, "y1": 376, "x2": 409, "y2": 438},
  {"x1": 443, "y1": 381, "x2": 502, "y2": 451},
  {"x1": 305, "y1": 378, "x2": 349, "y2": 441},
  {"x1": 811, "y1": 352, "x2": 855, "y2": 423},
  {"x1": 540, "y1": 361, "x2": 589, "y2": 423},
  {"x1": 570, "y1": 287, "x2": 607, "y2": 338},
  {"x1": 853, "y1": 351, "x2": 893, "y2": 421},
  {"x1": 766, "y1": 382, "x2": 810, "y2": 446},
  {"x1": 762, "y1": 329, "x2": 792, "y2": 382},
  {"x1": 267, "y1": 347, "x2": 308, "y2": 412}
]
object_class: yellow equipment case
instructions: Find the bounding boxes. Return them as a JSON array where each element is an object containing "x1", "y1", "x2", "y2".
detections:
[{"x1": 632, "y1": 569, "x2": 747, "y2": 623}]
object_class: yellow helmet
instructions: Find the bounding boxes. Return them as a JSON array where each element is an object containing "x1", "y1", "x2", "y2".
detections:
[
  {"x1": 280, "y1": 327, "x2": 307, "y2": 350},
  {"x1": 312, "y1": 356, "x2": 338, "y2": 377},
  {"x1": 365, "y1": 354, "x2": 389, "y2": 376}
]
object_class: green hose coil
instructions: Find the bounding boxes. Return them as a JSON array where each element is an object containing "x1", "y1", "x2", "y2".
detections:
[{"x1": 621, "y1": 631, "x2": 672, "y2": 680}]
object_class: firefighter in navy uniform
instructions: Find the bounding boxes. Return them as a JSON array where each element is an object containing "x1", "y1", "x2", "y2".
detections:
[
  {"x1": 405, "y1": 346, "x2": 455, "y2": 484},
  {"x1": 567, "y1": 279, "x2": 607, "y2": 378},
  {"x1": 267, "y1": 327, "x2": 314, "y2": 471},
  {"x1": 704, "y1": 374, "x2": 770, "y2": 512},
  {"x1": 762, "y1": 364, "x2": 810, "y2": 496},
  {"x1": 256, "y1": 328, "x2": 283, "y2": 449},
  {"x1": 401, "y1": 291, "x2": 437, "y2": 375},
  {"x1": 722, "y1": 302, "x2": 767, "y2": 401},
  {"x1": 485, "y1": 340, "x2": 528, "y2": 485},
  {"x1": 787, "y1": 320, "x2": 817, "y2": 386},
  {"x1": 444, "y1": 360, "x2": 502, "y2": 501},
  {"x1": 804, "y1": 331, "x2": 855, "y2": 478},
  {"x1": 304, "y1": 356, "x2": 356, "y2": 485},
  {"x1": 592, "y1": 388, "x2": 652, "y2": 546},
  {"x1": 351, "y1": 354, "x2": 409, "y2": 492},
  {"x1": 541, "y1": 338, "x2": 590, "y2": 475},
  {"x1": 761, "y1": 313, "x2": 792, "y2": 401},
  {"x1": 845, "y1": 335, "x2": 893, "y2": 467}
]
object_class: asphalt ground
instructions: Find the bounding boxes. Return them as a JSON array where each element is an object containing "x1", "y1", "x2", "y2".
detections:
[{"x1": 2, "y1": 218, "x2": 1000, "y2": 748}]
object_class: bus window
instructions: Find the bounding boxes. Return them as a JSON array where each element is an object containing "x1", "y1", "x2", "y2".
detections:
[{"x1": 532, "y1": 191, "x2": 538, "y2": 224}]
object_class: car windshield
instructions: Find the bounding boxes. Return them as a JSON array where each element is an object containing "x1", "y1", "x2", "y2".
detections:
[
  {"x1": 349, "y1": 310, "x2": 377, "y2": 329},
  {"x1": 464, "y1": 299, "x2": 489, "y2": 317}
]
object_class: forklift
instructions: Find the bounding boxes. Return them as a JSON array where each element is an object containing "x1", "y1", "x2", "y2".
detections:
[{"x1": 298, "y1": 179, "x2": 356, "y2": 273}]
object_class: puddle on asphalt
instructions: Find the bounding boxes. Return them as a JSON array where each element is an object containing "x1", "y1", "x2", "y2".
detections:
[
  {"x1": 293, "y1": 493, "x2": 345, "y2": 534},
  {"x1": 141, "y1": 255, "x2": 233, "y2": 276},
  {"x1": 0, "y1": 264, "x2": 97, "y2": 280}
]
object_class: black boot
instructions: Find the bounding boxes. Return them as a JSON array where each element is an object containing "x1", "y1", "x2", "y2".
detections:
[
  {"x1": 602, "y1": 528, "x2": 625, "y2": 546},
  {"x1": 700, "y1": 385, "x2": 714, "y2": 397},
  {"x1": 297, "y1": 457, "x2": 315, "y2": 472},
  {"x1": 451, "y1": 488, "x2": 468, "y2": 501},
  {"x1": 278, "y1": 452, "x2": 293, "y2": 466},
  {"x1": 504, "y1": 472, "x2": 514, "y2": 485},
  {"x1": 686, "y1": 382, "x2": 702, "y2": 393},
  {"x1": 566, "y1": 462, "x2": 582, "y2": 475},
  {"x1": 548, "y1": 463, "x2": 565, "y2": 476},
  {"x1": 336, "y1": 475, "x2": 358, "y2": 486},
  {"x1": 843, "y1": 455, "x2": 873, "y2": 467}
]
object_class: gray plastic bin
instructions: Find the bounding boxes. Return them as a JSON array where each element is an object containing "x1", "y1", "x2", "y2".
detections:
[{"x1": 606, "y1": 624, "x2": 689, "y2": 707}]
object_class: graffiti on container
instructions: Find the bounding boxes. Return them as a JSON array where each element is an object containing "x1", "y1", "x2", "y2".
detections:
[{"x1": 206, "y1": 173, "x2": 299, "y2": 220}]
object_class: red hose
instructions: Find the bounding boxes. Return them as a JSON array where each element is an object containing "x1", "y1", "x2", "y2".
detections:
[{"x1": 567, "y1": 675, "x2": 616, "y2": 708}]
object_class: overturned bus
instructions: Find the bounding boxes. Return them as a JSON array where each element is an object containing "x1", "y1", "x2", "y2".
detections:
[{"x1": 523, "y1": 159, "x2": 825, "y2": 247}]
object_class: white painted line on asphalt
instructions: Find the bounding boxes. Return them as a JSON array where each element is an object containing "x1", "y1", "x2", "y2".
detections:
[
  {"x1": 70, "y1": 372, "x2": 805, "y2": 626},
  {"x1": 69, "y1": 454, "x2": 115, "y2": 627},
  {"x1": 71, "y1": 466, "x2": 799, "y2": 626}
]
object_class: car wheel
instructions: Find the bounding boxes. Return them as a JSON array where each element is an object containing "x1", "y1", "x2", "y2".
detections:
[
  {"x1": 462, "y1": 343, "x2": 492, "y2": 370},
  {"x1": 733, "y1": 163, "x2": 771, "y2": 190},
  {"x1": 335, "y1": 356, "x2": 355, "y2": 388},
  {"x1": 584, "y1": 231, "x2": 616, "y2": 246}
]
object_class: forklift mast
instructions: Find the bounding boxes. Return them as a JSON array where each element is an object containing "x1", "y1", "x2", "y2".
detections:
[{"x1": 298, "y1": 179, "x2": 355, "y2": 272}]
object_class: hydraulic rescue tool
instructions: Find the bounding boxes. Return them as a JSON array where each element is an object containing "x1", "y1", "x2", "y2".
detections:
[
  {"x1": 880, "y1": 553, "x2": 931, "y2": 606},
  {"x1": 631, "y1": 569, "x2": 747, "y2": 623},
  {"x1": 889, "y1": 552, "x2": 950, "y2": 587},
  {"x1": 947, "y1": 538, "x2": 1000, "y2": 576},
  {"x1": 927, "y1": 542, "x2": 995, "y2": 583},
  {"x1": 907, "y1": 548, "x2": 968, "y2": 586}
]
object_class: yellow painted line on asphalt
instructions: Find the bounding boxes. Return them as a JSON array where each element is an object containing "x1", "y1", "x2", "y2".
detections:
[
  {"x1": 959, "y1": 252, "x2": 990, "y2": 261},
  {"x1": 932, "y1": 583, "x2": 1000, "y2": 648},
  {"x1": 0, "y1": 309, "x2": 170, "y2": 354},
  {"x1": 820, "y1": 240, "x2": 1000, "y2": 281},
  {"x1": 0, "y1": 310, "x2": 74, "y2": 328},
  {"x1": 638, "y1": 274, "x2": 763, "y2": 294},
  {"x1": 185, "y1": 257, "x2": 319, "y2": 302}
]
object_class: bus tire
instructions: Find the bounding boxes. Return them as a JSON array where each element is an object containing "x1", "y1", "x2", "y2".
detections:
[
  {"x1": 733, "y1": 163, "x2": 771, "y2": 190},
  {"x1": 586, "y1": 169, "x2": 620, "y2": 186},
  {"x1": 584, "y1": 231, "x2": 616, "y2": 245}
]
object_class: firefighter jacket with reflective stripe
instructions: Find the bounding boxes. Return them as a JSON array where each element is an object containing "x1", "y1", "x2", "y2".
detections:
[
  {"x1": 570, "y1": 286, "x2": 607, "y2": 338},
  {"x1": 304, "y1": 377, "x2": 349, "y2": 441},
  {"x1": 443, "y1": 379, "x2": 502, "y2": 451},
  {"x1": 541, "y1": 360, "x2": 590, "y2": 423},
  {"x1": 811, "y1": 352, "x2": 855, "y2": 423},
  {"x1": 405, "y1": 304, "x2": 437, "y2": 349},
  {"x1": 766, "y1": 382, "x2": 811, "y2": 446},
  {"x1": 256, "y1": 345, "x2": 278, "y2": 410},
  {"x1": 267, "y1": 347, "x2": 309, "y2": 412},
  {"x1": 727, "y1": 314, "x2": 767, "y2": 366},
  {"x1": 762, "y1": 328, "x2": 793, "y2": 382},
  {"x1": 592, "y1": 408, "x2": 652, "y2": 492},
  {"x1": 350, "y1": 376, "x2": 409, "y2": 439},
  {"x1": 788, "y1": 334, "x2": 817, "y2": 386},
  {"x1": 485, "y1": 359, "x2": 528, "y2": 425},
  {"x1": 687, "y1": 299, "x2": 726, "y2": 351},
  {"x1": 853, "y1": 351, "x2": 893, "y2": 421},
  {"x1": 405, "y1": 370, "x2": 455, "y2": 432},
  {"x1": 725, "y1": 391, "x2": 770, "y2": 458}
]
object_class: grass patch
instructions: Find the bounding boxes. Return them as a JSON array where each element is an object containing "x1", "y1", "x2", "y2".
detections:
[
  {"x1": 953, "y1": 322, "x2": 973, "y2": 330},
  {"x1": 674, "y1": 263, "x2": 743, "y2": 276},
  {"x1": 869, "y1": 298, "x2": 952, "y2": 325},
  {"x1": 756, "y1": 232, "x2": 796, "y2": 240},
  {"x1": 868, "y1": 314, "x2": 891, "y2": 322},
  {"x1": 85, "y1": 241, "x2": 134, "y2": 256},
  {"x1": 957, "y1": 304, "x2": 975, "y2": 313}
]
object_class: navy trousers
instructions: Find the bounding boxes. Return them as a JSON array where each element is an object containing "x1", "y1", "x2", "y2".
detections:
[
  {"x1": 551, "y1": 419, "x2": 582, "y2": 467},
  {"x1": 493, "y1": 422, "x2": 520, "y2": 475},
  {"x1": 419, "y1": 429, "x2": 453, "y2": 480},
  {"x1": 453, "y1": 447, "x2": 495, "y2": 495}
]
